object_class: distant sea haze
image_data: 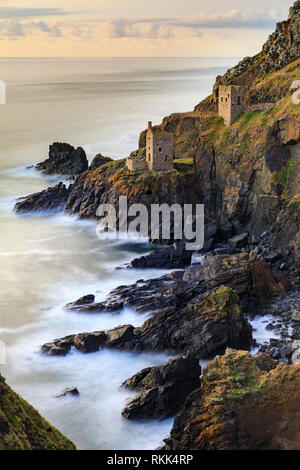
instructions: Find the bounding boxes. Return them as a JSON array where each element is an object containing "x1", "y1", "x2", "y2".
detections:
[
  {"x1": 0, "y1": 57, "x2": 240, "y2": 450},
  {"x1": 0, "y1": 57, "x2": 240, "y2": 165}
]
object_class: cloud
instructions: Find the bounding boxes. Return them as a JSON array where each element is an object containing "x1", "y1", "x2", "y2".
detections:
[
  {"x1": 99, "y1": 10, "x2": 279, "y2": 39},
  {"x1": 0, "y1": 9, "x2": 281, "y2": 41},
  {"x1": 0, "y1": 8, "x2": 68, "y2": 19}
]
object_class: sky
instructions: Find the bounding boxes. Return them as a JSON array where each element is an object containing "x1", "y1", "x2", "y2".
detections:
[{"x1": 0, "y1": 0, "x2": 294, "y2": 57}]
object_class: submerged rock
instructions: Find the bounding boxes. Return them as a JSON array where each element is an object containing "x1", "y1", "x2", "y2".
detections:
[
  {"x1": 36, "y1": 142, "x2": 88, "y2": 176},
  {"x1": 56, "y1": 387, "x2": 79, "y2": 398},
  {"x1": 122, "y1": 356, "x2": 201, "y2": 420},
  {"x1": 65, "y1": 295, "x2": 95, "y2": 311}
]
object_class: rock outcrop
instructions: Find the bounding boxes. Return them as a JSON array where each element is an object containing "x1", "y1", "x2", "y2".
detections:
[
  {"x1": 36, "y1": 143, "x2": 88, "y2": 176},
  {"x1": 42, "y1": 285, "x2": 253, "y2": 358},
  {"x1": 163, "y1": 348, "x2": 300, "y2": 450},
  {"x1": 88, "y1": 154, "x2": 113, "y2": 171},
  {"x1": 15, "y1": 182, "x2": 70, "y2": 213},
  {"x1": 0, "y1": 374, "x2": 75, "y2": 450},
  {"x1": 122, "y1": 356, "x2": 201, "y2": 420}
]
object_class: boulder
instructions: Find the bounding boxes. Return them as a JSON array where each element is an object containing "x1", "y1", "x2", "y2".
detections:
[
  {"x1": 36, "y1": 143, "x2": 88, "y2": 175},
  {"x1": 129, "y1": 242, "x2": 192, "y2": 269},
  {"x1": 228, "y1": 232, "x2": 249, "y2": 249}
]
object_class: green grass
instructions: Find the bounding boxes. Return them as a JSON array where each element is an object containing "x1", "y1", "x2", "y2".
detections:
[{"x1": 174, "y1": 158, "x2": 194, "y2": 175}]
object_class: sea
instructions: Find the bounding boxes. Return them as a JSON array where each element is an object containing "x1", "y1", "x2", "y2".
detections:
[{"x1": 0, "y1": 57, "x2": 276, "y2": 450}]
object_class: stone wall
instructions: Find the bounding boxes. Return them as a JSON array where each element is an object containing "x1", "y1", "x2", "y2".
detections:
[
  {"x1": 248, "y1": 103, "x2": 275, "y2": 113},
  {"x1": 126, "y1": 157, "x2": 147, "y2": 171}
]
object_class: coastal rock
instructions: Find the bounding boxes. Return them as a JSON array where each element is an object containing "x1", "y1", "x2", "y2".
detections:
[
  {"x1": 122, "y1": 356, "x2": 201, "y2": 419},
  {"x1": 42, "y1": 286, "x2": 253, "y2": 358},
  {"x1": 36, "y1": 142, "x2": 88, "y2": 175},
  {"x1": 129, "y1": 242, "x2": 192, "y2": 269},
  {"x1": 65, "y1": 295, "x2": 95, "y2": 311},
  {"x1": 88, "y1": 154, "x2": 113, "y2": 171},
  {"x1": 251, "y1": 261, "x2": 289, "y2": 305},
  {"x1": 228, "y1": 233, "x2": 249, "y2": 250},
  {"x1": 56, "y1": 387, "x2": 79, "y2": 398},
  {"x1": 14, "y1": 182, "x2": 70, "y2": 213},
  {"x1": 162, "y1": 349, "x2": 300, "y2": 451}
]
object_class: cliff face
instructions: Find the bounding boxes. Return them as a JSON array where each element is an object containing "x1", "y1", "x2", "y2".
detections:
[
  {"x1": 164, "y1": 349, "x2": 300, "y2": 450},
  {"x1": 0, "y1": 375, "x2": 75, "y2": 450},
  {"x1": 14, "y1": 2, "x2": 300, "y2": 265}
]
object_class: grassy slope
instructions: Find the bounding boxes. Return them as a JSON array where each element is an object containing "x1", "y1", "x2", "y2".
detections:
[{"x1": 0, "y1": 375, "x2": 76, "y2": 450}]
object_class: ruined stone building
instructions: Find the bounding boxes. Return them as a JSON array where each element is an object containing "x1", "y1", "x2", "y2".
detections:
[
  {"x1": 126, "y1": 122, "x2": 174, "y2": 171},
  {"x1": 218, "y1": 85, "x2": 243, "y2": 126}
]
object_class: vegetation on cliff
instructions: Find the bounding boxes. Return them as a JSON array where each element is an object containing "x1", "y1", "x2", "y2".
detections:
[{"x1": 0, "y1": 375, "x2": 75, "y2": 450}]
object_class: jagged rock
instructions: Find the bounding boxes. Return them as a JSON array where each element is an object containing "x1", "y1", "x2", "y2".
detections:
[
  {"x1": 36, "y1": 143, "x2": 88, "y2": 175},
  {"x1": 41, "y1": 286, "x2": 253, "y2": 358},
  {"x1": 129, "y1": 242, "x2": 192, "y2": 269},
  {"x1": 122, "y1": 356, "x2": 201, "y2": 420},
  {"x1": 88, "y1": 154, "x2": 113, "y2": 171},
  {"x1": 14, "y1": 182, "x2": 70, "y2": 213},
  {"x1": 162, "y1": 349, "x2": 300, "y2": 450},
  {"x1": 56, "y1": 387, "x2": 79, "y2": 398},
  {"x1": 65, "y1": 295, "x2": 95, "y2": 310},
  {"x1": 0, "y1": 374, "x2": 75, "y2": 450},
  {"x1": 73, "y1": 332, "x2": 107, "y2": 353},
  {"x1": 228, "y1": 233, "x2": 249, "y2": 249}
]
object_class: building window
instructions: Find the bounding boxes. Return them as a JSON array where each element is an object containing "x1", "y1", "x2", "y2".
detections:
[
  {"x1": 238, "y1": 96, "x2": 241, "y2": 105},
  {"x1": 159, "y1": 147, "x2": 162, "y2": 152},
  {"x1": 164, "y1": 155, "x2": 168, "y2": 161},
  {"x1": 221, "y1": 97, "x2": 223, "y2": 102}
]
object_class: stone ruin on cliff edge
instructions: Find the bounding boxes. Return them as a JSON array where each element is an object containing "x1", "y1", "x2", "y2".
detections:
[{"x1": 126, "y1": 121, "x2": 174, "y2": 172}]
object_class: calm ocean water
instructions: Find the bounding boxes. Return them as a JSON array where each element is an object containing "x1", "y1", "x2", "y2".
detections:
[{"x1": 0, "y1": 57, "x2": 241, "y2": 450}]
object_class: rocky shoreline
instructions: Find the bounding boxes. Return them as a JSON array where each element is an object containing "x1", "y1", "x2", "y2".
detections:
[{"x1": 9, "y1": 1, "x2": 300, "y2": 450}]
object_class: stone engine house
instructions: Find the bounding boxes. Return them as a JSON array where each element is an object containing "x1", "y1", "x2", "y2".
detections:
[
  {"x1": 218, "y1": 85, "x2": 243, "y2": 126},
  {"x1": 126, "y1": 121, "x2": 174, "y2": 172}
]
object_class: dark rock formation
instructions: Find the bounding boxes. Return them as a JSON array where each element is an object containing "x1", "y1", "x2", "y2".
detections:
[
  {"x1": 0, "y1": 374, "x2": 75, "y2": 450},
  {"x1": 89, "y1": 154, "x2": 113, "y2": 171},
  {"x1": 42, "y1": 285, "x2": 253, "y2": 358},
  {"x1": 36, "y1": 142, "x2": 88, "y2": 176},
  {"x1": 15, "y1": 182, "x2": 70, "y2": 213},
  {"x1": 65, "y1": 295, "x2": 95, "y2": 311},
  {"x1": 129, "y1": 242, "x2": 192, "y2": 269},
  {"x1": 56, "y1": 387, "x2": 79, "y2": 398},
  {"x1": 122, "y1": 356, "x2": 201, "y2": 419}
]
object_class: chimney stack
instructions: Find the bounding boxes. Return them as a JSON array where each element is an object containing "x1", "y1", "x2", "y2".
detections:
[{"x1": 148, "y1": 121, "x2": 152, "y2": 130}]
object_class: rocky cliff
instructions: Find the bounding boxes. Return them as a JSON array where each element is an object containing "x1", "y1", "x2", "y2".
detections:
[
  {"x1": 164, "y1": 349, "x2": 300, "y2": 450},
  {"x1": 0, "y1": 374, "x2": 75, "y2": 450}
]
